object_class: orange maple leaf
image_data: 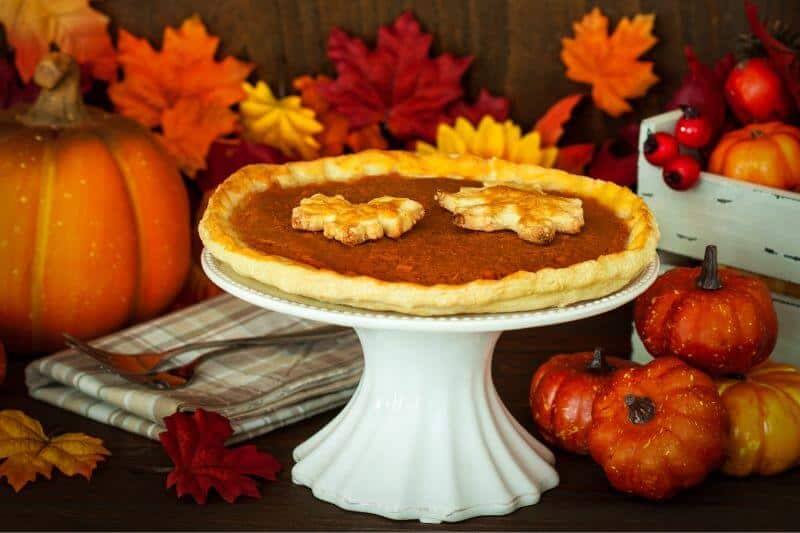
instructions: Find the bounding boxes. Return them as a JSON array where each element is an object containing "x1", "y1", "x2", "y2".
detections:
[
  {"x1": 0, "y1": 410, "x2": 110, "y2": 492},
  {"x1": 561, "y1": 8, "x2": 658, "y2": 117},
  {"x1": 0, "y1": 0, "x2": 116, "y2": 82},
  {"x1": 109, "y1": 15, "x2": 253, "y2": 175}
]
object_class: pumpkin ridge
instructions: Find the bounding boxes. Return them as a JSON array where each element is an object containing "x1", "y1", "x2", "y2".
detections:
[
  {"x1": 95, "y1": 130, "x2": 143, "y2": 323},
  {"x1": 29, "y1": 142, "x2": 57, "y2": 351}
]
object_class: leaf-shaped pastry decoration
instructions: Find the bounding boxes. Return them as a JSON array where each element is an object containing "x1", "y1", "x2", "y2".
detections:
[
  {"x1": 561, "y1": 7, "x2": 658, "y2": 117},
  {"x1": 0, "y1": 410, "x2": 110, "y2": 492}
]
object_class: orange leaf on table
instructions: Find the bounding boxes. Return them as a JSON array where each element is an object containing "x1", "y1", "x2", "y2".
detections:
[
  {"x1": 0, "y1": 410, "x2": 110, "y2": 492},
  {"x1": 160, "y1": 409, "x2": 281, "y2": 504},
  {"x1": 561, "y1": 7, "x2": 658, "y2": 117},
  {"x1": 534, "y1": 94, "x2": 584, "y2": 147},
  {"x1": 109, "y1": 15, "x2": 253, "y2": 174},
  {"x1": 0, "y1": 0, "x2": 116, "y2": 82}
]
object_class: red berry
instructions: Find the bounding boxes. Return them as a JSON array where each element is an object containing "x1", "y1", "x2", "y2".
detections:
[
  {"x1": 643, "y1": 132, "x2": 680, "y2": 166},
  {"x1": 724, "y1": 58, "x2": 794, "y2": 124},
  {"x1": 675, "y1": 106, "x2": 713, "y2": 148},
  {"x1": 663, "y1": 155, "x2": 701, "y2": 191}
]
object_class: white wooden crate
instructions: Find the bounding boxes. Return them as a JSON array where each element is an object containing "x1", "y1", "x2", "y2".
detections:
[
  {"x1": 638, "y1": 110, "x2": 800, "y2": 283},
  {"x1": 636, "y1": 112, "x2": 800, "y2": 364}
]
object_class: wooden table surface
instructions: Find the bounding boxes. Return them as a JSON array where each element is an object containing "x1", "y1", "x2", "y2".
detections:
[{"x1": 2, "y1": 305, "x2": 798, "y2": 531}]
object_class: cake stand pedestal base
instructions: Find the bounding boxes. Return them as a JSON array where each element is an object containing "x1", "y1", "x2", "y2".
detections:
[
  {"x1": 292, "y1": 329, "x2": 558, "y2": 523},
  {"x1": 202, "y1": 250, "x2": 658, "y2": 523}
]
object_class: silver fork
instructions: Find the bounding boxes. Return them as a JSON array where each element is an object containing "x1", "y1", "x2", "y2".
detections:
[{"x1": 62, "y1": 325, "x2": 351, "y2": 390}]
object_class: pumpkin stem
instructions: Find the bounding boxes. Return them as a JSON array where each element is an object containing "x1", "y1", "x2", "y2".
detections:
[
  {"x1": 624, "y1": 394, "x2": 656, "y2": 424},
  {"x1": 19, "y1": 52, "x2": 89, "y2": 127},
  {"x1": 696, "y1": 245, "x2": 723, "y2": 290},
  {"x1": 585, "y1": 347, "x2": 613, "y2": 374}
]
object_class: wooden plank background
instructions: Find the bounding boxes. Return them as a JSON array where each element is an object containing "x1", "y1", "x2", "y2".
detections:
[{"x1": 31, "y1": 1, "x2": 800, "y2": 141}]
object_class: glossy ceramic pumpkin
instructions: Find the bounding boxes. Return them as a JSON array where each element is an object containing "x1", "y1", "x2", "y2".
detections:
[
  {"x1": 634, "y1": 246, "x2": 777, "y2": 376},
  {"x1": 0, "y1": 54, "x2": 190, "y2": 354},
  {"x1": 717, "y1": 362, "x2": 800, "y2": 477},
  {"x1": 708, "y1": 121, "x2": 800, "y2": 191},
  {"x1": 529, "y1": 348, "x2": 636, "y2": 454},
  {"x1": 589, "y1": 357, "x2": 728, "y2": 500}
]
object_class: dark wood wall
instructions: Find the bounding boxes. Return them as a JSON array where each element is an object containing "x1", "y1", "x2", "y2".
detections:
[{"x1": 98, "y1": 0, "x2": 800, "y2": 141}]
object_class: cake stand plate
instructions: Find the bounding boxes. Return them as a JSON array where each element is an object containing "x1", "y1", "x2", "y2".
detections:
[{"x1": 202, "y1": 250, "x2": 659, "y2": 523}]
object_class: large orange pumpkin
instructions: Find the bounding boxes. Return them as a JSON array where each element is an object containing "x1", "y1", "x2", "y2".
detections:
[
  {"x1": 0, "y1": 53, "x2": 190, "y2": 354},
  {"x1": 717, "y1": 362, "x2": 800, "y2": 477},
  {"x1": 708, "y1": 121, "x2": 800, "y2": 191}
]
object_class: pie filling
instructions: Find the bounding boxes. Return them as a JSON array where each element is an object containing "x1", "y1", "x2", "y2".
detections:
[{"x1": 229, "y1": 174, "x2": 630, "y2": 285}]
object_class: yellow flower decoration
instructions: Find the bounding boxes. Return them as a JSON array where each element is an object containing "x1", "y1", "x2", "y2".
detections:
[
  {"x1": 240, "y1": 81, "x2": 323, "y2": 159},
  {"x1": 417, "y1": 116, "x2": 558, "y2": 167}
]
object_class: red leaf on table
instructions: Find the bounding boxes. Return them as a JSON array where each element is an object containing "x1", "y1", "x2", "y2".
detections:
[
  {"x1": 322, "y1": 11, "x2": 472, "y2": 142},
  {"x1": 447, "y1": 88, "x2": 510, "y2": 125},
  {"x1": 745, "y1": 0, "x2": 800, "y2": 110},
  {"x1": 665, "y1": 46, "x2": 732, "y2": 135},
  {"x1": 160, "y1": 409, "x2": 281, "y2": 504},
  {"x1": 587, "y1": 124, "x2": 640, "y2": 187},
  {"x1": 534, "y1": 94, "x2": 584, "y2": 147},
  {"x1": 555, "y1": 143, "x2": 595, "y2": 174},
  {"x1": 0, "y1": 56, "x2": 38, "y2": 109}
]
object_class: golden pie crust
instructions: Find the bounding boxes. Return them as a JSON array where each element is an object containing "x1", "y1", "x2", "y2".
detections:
[{"x1": 199, "y1": 150, "x2": 659, "y2": 315}]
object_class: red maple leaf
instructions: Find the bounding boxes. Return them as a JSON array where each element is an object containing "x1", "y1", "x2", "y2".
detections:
[
  {"x1": 446, "y1": 88, "x2": 510, "y2": 125},
  {"x1": 322, "y1": 11, "x2": 473, "y2": 142},
  {"x1": 159, "y1": 409, "x2": 281, "y2": 504}
]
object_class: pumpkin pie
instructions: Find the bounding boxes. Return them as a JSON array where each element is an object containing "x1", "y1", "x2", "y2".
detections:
[{"x1": 199, "y1": 150, "x2": 659, "y2": 315}]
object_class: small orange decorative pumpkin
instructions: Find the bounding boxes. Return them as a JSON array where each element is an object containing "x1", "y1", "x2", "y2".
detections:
[
  {"x1": 589, "y1": 357, "x2": 728, "y2": 501},
  {"x1": 708, "y1": 121, "x2": 800, "y2": 191},
  {"x1": 0, "y1": 53, "x2": 190, "y2": 354},
  {"x1": 529, "y1": 348, "x2": 637, "y2": 454},
  {"x1": 634, "y1": 245, "x2": 777, "y2": 376},
  {"x1": 717, "y1": 362, "x2": 800, "y2": 477}
]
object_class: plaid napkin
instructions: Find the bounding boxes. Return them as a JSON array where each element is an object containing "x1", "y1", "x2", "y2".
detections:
[{"x1": 25, "y1": 294, "x2": 362, "y2": 443}]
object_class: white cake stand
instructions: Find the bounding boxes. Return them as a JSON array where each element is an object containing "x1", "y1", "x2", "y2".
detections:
[{"x1": 202, "y1": 250, "x2": 658, "y2": 523}]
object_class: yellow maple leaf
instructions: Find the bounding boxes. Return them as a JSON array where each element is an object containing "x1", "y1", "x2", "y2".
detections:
[
  {"x1": 0, "y1": 0, "x2": 116, "y2": 82},
  {"x1": 561, "y1": 7, "x2": 658, "y2": 117},
  {"x1": 417, "y1": 116, "x2": 558, "y2": 167},
  {"x1": 240, "y1": 81, "x2": 324, "y2": 160},
  {"x1": 108, "y1": 15, "x2": 253, "y2": 174},
  {"x1": 0, "y1": 410, "x2": 110, "y2": 492}
]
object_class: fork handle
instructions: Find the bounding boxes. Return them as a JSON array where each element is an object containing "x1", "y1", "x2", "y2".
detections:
[{"x1": 158, "y1": 325, "x2": 350, "y2": 362}]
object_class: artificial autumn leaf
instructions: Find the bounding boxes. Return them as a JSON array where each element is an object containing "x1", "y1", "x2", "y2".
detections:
[
  {"x1": 294, "y1": 74, "x2": 388, "y2": 155},
  {"x1": 196, "y1": 138, "x2": 286, "y2": 193},
  {"x1": 109, "y1": 15, "x2": 253, "y2": 174},
  {"x1": 588, "y1": 123, "x2": 639, "y2": 187},
  {"x1": 447, "y1": 88, "x2": 510, "y2": 125},
  {"x1": 0, "y1": 410, "x2": 109, "y2": 492},
  {"x1": 160, "y1": 409, "x2": 281, "y2": 504},
  {"x1": 533, "y1": 94, "x2": 584, "y2": 147},
  {"x1": 0, "y1": 0, "x2": 116, "y2": 83},
  {"x1": 322, "y1": 11, "x2": 472, "y2": 142},
  {"x1": 160, "y1": 99, "x2": 240, "y2": 177},
  {"x1": 745, "y1": 0, "x2": 800, "y2": 110},
  {"x1": 665, "y1": 46, "x2": 734, "y2": 135},
  {"x1": 555, "y1": 143, "x2": 596, "y2": 174},
  {"x1": 418, "y1": 116, "x2": 558, "y2": 167},
  {"x1": 561, "y1": 8, "x2": 658, "y2": 117},
  {"x1": 240, "y1": 81, "x2": 323, "y2": 160}
]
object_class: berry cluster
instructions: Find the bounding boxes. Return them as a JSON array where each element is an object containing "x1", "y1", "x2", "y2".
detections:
[{"x1": 643, "y1": 105, "x2": 712, "y2": 191}]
